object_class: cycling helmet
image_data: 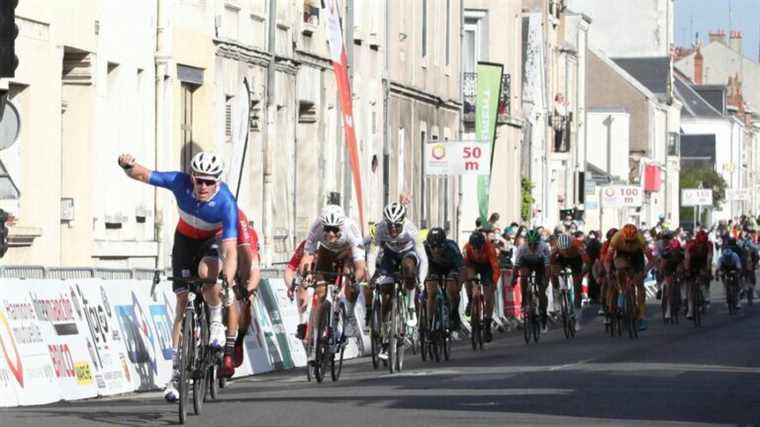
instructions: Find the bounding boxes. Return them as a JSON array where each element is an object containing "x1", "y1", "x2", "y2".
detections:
[
  {"x1": 190, "y1": 151, "x2": 224, "y2": 178},
  {"x1": 426, "y1": 227, "x2": 446, "y2": 248},
  {"x1": 606, "y1": 227, "x2": 618, "y2": 240},
  {"x1": 526, "y1": 229, "x2": 541, "y2": 244},
  {"x1": 383, "y1": 202, "x2": 406, "y2": 225},
  {"x1": 320, "y1": 204, "x2": 345, "y2": 227},
  {"x1": 621, "y1": 224, "x2": 638, "y2": 241},
  {"x1": 557, "y1": 234, "x2": 572, "y2": 250},
  {"x1": 695, "y1": 230, "x2": 709, "y2": 244},
  {"x1": 469, "y1": 231, "x2": 486, "y2": 249}
]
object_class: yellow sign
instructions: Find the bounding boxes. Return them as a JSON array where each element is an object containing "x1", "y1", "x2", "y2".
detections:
[{"x1": 74, "y1": 362, "x2": 93, "y2": 385}]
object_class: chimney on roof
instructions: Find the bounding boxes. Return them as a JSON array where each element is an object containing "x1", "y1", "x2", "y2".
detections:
[
  {"x1": 694, "y1": 47, "x2": 704, "y2": 85},
  {"x1": 729, "y1": 30, "x2": 743, "y2": 53},
  {"x1": 709, "y1": 29, "x2": 727, "y2": 45}
]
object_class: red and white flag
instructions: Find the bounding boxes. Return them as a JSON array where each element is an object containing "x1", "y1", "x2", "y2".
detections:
[{"x1": 324, "y1": 0, "x2": 365, "y2": 232}]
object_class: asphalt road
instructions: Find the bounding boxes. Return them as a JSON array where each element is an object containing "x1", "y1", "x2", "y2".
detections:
[{"x1": 2, "y1": 289, "x2": 759, "y2": 427}]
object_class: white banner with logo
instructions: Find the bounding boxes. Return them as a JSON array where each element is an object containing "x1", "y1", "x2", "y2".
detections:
[
  {"x1": 0, "y1": 279, "x2": 61, "y2": 406},
  {"x1": 424, "y1": 141, "x2": 492, "y2": 176},
  {"x1": 600, "y1": 185, "x2": 643, "y2": 208},
  {"x1": 681, "y1": 189, "x2": 713, "y2": 207},
  {"x1": 28, "y1": 280, "x2": 99, "y2": 401},
  {"x1": 108, "y1": 280, "x2": 175, "y2": 391},
  {"x1": 0, "y1": 276, "x2": 340, "y2": 408},
  {"x1": 70, "y1": 279, "x2": 134, "y2": 396},
  {"x1": 265, "y1": 279, "x2": 308, "y2": 368},
  {"x1": 240, "y1": 295, "x2": 276, "y2": 375}
]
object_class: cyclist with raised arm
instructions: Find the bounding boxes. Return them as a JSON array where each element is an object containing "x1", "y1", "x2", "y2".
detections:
[
  {"x1": 373, "y1": 203, "x2": 428, "y2": 332},
  {"x1": 299, "y1": 205, "x2": 367, "y2": 341},
  {"x1": 463, "y1": 231, "x2": 501, "y2": 342},
  {"x1": 424, "y1": 227, "x2": 464, "y2": 331},
  {"x1": 118, "y1": 151, "x2": 238, "y2": 402},
  {"x1": 515, "y1": 229, "x2": 551, "y2": 332}
]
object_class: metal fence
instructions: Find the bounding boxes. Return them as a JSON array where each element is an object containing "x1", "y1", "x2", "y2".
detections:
[{"x1": 0, "y1": 265, "x2": 285, "y2": 281}]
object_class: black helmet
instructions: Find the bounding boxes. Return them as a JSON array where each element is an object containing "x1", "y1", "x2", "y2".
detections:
[
  {"x1": 426, "y1": 227, "x2": 446, "y2": 247},
  {"x1": 469, "y1": 231, "x2": 486, "y2": 249}
]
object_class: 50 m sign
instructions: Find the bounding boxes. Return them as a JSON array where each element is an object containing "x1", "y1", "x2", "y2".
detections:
[{"x1": 424, "y1": 141, "x2": 491, "y2": 176}]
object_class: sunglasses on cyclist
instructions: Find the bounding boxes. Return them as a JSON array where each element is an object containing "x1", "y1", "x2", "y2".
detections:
[
  {"x1": 193, "y1": 176, "x2": 219, "y2": 187},
  {"x1": 323, "y1": 225, "x2": 341, "y2": 234},
  {"x1": 387, "y1": 222, "x2": 403, "y2": 231}
]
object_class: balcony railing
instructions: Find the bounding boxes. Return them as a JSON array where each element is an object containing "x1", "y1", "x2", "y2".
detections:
[{"x1": 462, "y1": 72, "x2": 511, "y2": 124}]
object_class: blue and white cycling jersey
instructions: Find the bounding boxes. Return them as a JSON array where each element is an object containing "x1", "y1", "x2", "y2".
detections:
[{"x1": 149, "y1": 171, "x2": 238, "y2": 241}]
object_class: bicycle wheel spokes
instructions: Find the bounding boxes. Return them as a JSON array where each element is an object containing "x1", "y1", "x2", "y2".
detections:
[
  {"x1": 178, "y1": 310, "x2": 194, "y2": 425},
  {"x1": 331, "y1": 304, "x2": 346, "y2": 381},
  {"x1": 314, "y1": 303, "x2": 330, "y2": 383},
  {"x1": 388, "y1": 291, "x2": 398, "y2": 374},
  {"x1": 371, "y1": 297, "x2": 382, "y2": 369},
  {"x1": 471, "y1": 298, "x2": 480, "y2": 351},
  {"x1": 396, "y1": 289, "x2": 407, "y2": 372},
  {"x1": 193, "y1": 308, "x2": 208, "y2": 415}
]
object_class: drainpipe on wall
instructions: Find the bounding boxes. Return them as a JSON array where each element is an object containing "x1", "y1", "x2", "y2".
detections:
[
  {"x1": 382, "y1": 0, "x2": 390, "y2": 207},
  {"x1": 457, "y1": 0, "x2": 464, "y2": 241},
  {"x1": 342, "y1": 0, "x2": 354, "y2": 217},
  {"x1": 154, "y1": 0, "x2": 169, "y2": 270},
  {"x1": 263, "y1": 0, "x2": 277, "y2": 266}
]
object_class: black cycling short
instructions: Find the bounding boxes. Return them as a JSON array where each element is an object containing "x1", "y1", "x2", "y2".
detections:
[
  {"x1": 466, "y1": 262, "x2": 494, "y2": 287},
  {"x1": 554, "y1": 255, "x2": 583, "y2": 276},
  {"x1": 171, "y1": 230, "x2": 220, "y2": 294},
  {"x1": 428, "y1": 262, "x2": 460, "y2": 279}
]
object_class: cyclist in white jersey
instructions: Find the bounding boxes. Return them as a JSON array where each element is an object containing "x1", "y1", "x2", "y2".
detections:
[
  {"x1": 374, "y1": 203, "x2": 429, "y2": 330},
  {"x1": 299, "y1": 204, "x2": 367, "y2": 338}
]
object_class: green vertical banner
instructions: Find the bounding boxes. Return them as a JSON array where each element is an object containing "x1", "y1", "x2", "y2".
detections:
[{"x1": 475, "y1": 62, "x2": 503, "y2": 223}]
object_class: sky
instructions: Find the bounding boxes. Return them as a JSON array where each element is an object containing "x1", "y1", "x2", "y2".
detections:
[{"x1": 675, "y1": 0, "x2": 760, "y2": 62}]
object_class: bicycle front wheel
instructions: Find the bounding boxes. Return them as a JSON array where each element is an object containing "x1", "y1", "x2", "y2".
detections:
[
  {"x1": 419, "y1": 301, "x2": 429, "y2": 362},
  {"x1": 193, "y1": 308, "x2": 208, "y2": 415},
  {"x1": 370, "y1": 297, "x2": 382, "y2": 369},
  {"x1": 438, "y1": 297, "x2": 450, "y2": 361},
  {"x1": 692, "y1": 284, "x2": 702, "y2": 327},
  {"x1": 314, "y1": 302, "x2": 331, "y2": 382},
  {"x1": 208, "y1": 363, "x2": 219, "y2": 400},
  {"x1": 331, "y1": 304, "x2": 346, "y2": 381},
  {"x1": 561, "y1": 290, "x2": 570, "y2": 339},
  {"x1": 471, "y1": 299, "x2": 480, "y2": 350},
  {"x1": 625, "y1": 291, "x2": 637, "y2": 339},
  {"x1": 388, "y1": 293, "x2": 398, "y2": 374},
  {"x1": 178, "y1": 310, "x2": 194, "y2": 425}
]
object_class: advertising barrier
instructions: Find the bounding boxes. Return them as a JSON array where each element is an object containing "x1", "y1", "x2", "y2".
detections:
[{"x1": 1, "y1": 272, "x2": 494, "y2": 408}]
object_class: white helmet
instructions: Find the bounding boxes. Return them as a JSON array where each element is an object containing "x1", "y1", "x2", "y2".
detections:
[
  {"x1": 320, "y1": 204, "x2": 345, "y2": 227},
  {"x1": 190, "y1": 151, "x2": 224, "y2": 178},
  {"x1": 383, "y1": 202, "x2": 406, "y2": 225}
]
